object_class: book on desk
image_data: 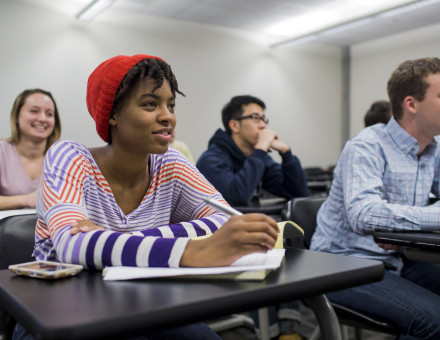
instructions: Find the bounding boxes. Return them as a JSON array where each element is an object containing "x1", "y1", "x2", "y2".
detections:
[
  {"x1": 0, "y1": 209, "x2": 36, "y2": 221},
  {"x1": 103, "y1": 221, "x2": 304, "y2": 282},
  {"x1": 103, "y1": 248, "x2": 286, "y2": 281}
]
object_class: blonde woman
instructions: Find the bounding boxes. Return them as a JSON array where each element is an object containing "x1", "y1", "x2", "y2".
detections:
[{"x1": 0, "y1": 89, "x2": 61, "y2": 210}]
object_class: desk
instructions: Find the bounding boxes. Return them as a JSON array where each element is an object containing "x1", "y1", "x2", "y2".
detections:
[
  {"x1": 0, "y1": 248, "x2": 384, "y2": 340},
  {"x1": 404, "y1": 247, "x2": 440, "y2": 263},
  {"x1": 234, "y1": 198, "x2": 287, "y2": 222},
  {"x1": 0, "y1": 209, "x2": 36, "y2": 221},
  {"x1": 373, "y1": 231, "x2": 440, "y2": 264},
  {"x1": 307, "y1": 180, "x2": 332, "y2": 192}
]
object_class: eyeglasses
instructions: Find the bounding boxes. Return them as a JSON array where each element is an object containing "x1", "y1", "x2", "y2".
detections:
[{"x1": 234, "y1": 113, "x2": 269, "y2": 124}]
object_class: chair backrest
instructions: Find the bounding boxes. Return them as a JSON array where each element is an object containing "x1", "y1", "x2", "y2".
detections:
[
  {"x1": 0, "y1": 214, "x2": 37, "y2": 269},
  {"x1": 282, "y1": 196, "x2": 326, "y2": 248}
]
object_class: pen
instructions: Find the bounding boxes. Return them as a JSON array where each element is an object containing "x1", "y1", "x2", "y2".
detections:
[
  {"x1": 204, "y1": 198, "x2": 278, "y2": 250},
  {"x1": 203, "y1": 198, "x2": 243, "y2": 216}
]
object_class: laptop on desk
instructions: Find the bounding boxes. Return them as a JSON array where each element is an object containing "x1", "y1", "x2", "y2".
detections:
[{"x1": 373, "y1": 230, "x2": 440, "y2": 251}]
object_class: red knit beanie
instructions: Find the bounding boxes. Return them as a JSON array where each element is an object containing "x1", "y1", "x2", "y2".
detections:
[{"x1": 87, "y1": 54, "x2": 166, "y2": 142}]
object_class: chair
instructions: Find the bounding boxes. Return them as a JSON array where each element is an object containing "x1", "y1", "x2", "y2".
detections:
[
  {"x1": 0, "y1": 214, "x2": 37, "y2": 340},
  {"x1": 303, "y1": 167, "x2": 333, "y2": 196},
  {"x1": 233, "y1": 195, "x2": 287, "y2": 222},
  {"x1": 282, "y1": 197, "x2": 401, "y2": 340},
  {"x1": 0, "y1": 214, "x2": 37, "y2": 269}
]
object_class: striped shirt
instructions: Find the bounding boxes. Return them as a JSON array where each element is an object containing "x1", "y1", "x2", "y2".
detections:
[
  {"x1": 310, "y1": 117, "x2": 440, "y2": 273},
  {"x1": 33, "y1": 140, "x2": 229, "y2": 269}
]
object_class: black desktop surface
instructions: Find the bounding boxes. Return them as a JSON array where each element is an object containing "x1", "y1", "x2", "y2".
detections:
[
  {"x1": 0, "y1": 248, "x2": 384, "y2": 340},
  {"x1": 373, "y1": 231, "x2": 440, "y2": 251}
]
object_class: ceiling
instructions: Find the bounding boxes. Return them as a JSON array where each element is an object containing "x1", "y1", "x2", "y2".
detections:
[
  {"x1": 112, "y1": 0, "x2": 440, "y2": 47},
  {"x1": 32, "y1": 0, "x2": 440, "y2": 47}
]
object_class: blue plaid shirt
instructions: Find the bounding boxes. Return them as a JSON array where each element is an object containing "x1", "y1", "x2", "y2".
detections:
[{"x1": 310, "y1": 117, "x2": 440, "y2": 273}]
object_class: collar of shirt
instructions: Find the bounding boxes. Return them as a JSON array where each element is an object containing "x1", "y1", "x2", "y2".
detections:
[{"x1": 386, "y1": 116, "x2": 439, "y2": 158}]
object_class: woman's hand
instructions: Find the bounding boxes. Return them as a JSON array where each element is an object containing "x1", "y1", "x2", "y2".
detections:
[
  {"x1": 22, "y1": 191, "x2": 37, "y2": 208},
  {"x1": 70, "y1": 219, "x2": 105, "y2": 235},
  {"x1": 180, "y1": 213, "x2": 279, "y2": 267}
]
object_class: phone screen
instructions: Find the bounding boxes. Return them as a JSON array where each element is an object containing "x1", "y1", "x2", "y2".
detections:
[
  {"x1": 22, "y1": 263, "x2": 73, "y2": 272},
  {"x1": 9, "y1": 261, "x2": 83, "y2": 280}
]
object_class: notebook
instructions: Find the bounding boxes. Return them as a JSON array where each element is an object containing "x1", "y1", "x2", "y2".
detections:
[
  {"x1": 103, "y1": 221, "x2": 303, "y2": 282},
  {"x1": 103, "y1": 249, "x2": 286, "y2": 281},
  {"x1": 373, "y1": 231, "x2": 440, "y2": 251},
  {"x1": 0, "y1": 209, "x2": 36, "y2": 221}
]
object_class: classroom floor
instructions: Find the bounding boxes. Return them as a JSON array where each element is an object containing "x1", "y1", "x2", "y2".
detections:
[{"x1": 215, "y1": 302, "x2": 396, "y2": 340}]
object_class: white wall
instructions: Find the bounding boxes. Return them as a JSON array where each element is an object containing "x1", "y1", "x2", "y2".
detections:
[
  {"x1": 350, "y1": 22, "x2": 440, "y2": 137},
  {"x1": 0, "y1": 0, "x2": 343, "y2": 169}
]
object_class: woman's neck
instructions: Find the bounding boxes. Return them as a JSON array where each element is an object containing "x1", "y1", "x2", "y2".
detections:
[
  {"x1": 15, "y1": 138, "x2": 47, "y2": 159},
  {"x1": 91, "y1": 145, "x2": 150, "y2": 188},
  {"x1": 90, "y1": 145, "x2": 151, "y2": 215}
]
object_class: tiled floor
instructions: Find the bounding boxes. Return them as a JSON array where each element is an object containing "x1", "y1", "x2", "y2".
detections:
[{"x1": 216, "y1": 302, "x2": 396, "y2": 340}]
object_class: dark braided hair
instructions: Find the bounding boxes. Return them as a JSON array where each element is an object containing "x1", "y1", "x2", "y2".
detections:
[{"x1": 108, "y1": 58, "x2": 185, "y2": 143}]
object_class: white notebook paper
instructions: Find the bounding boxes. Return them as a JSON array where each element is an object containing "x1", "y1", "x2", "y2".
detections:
[
  {"x1": 103, "y1": 248, "x2": 285, "y2": 281},
  {"x1": 0, "y1": 209, "x2": 36, "y2": 221}
]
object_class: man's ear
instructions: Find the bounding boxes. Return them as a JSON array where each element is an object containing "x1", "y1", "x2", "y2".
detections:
[
  {"x1": 229, "y1": 119, "x2": 240, "y2": 134},
  {"x1": 403, "y1": 96, "x2": 417, "y2": 115}
]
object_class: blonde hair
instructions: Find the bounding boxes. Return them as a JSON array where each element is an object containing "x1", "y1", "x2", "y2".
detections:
[{"x1": 7, "y1": 89, "x2": 61, "y2": 152}]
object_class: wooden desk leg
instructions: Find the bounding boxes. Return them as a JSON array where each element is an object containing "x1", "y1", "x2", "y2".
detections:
[
  {"x1": 258, "y1": 307, "x2": 270, "y2": 340},
  {"x1": 304, "y1": 295, "x2": 342, "y2": 340}
]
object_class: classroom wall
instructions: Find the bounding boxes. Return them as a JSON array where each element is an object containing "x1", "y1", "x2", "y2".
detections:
[
  {"x1": 0, "y1": 0, "x2": 343, "y2": 169},
  {"x1": 350, "y1": 22, "x2": 440, "y2": 137}
]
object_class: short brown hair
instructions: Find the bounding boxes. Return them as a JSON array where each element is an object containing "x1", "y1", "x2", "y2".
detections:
[
  {"x1": 387, "y1": 57, "x2": 440, "y2": 120},
  {"x1": 7, "y1": 89, "x2": 62, "y2": 152}
]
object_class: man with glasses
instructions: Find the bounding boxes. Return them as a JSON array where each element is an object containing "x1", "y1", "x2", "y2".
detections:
[
  {"x1": 197, "y1": 95, "x2": 307, "y2": 207},
  {"x1": 197, "y1": 95, "x2": 307, "y2": 340}
]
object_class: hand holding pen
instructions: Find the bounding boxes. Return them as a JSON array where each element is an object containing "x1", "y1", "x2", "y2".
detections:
[
  {"x1": 203, "y1": 198, "x2": 243, "y2": 216},
  {"x1": 179, "y1": 198, "x2": 279, "y2": 267}
]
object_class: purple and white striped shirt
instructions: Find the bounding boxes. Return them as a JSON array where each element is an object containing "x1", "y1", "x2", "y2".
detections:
[{"x1": 33, "y1": 140, "x2": 229, "y2": 269}]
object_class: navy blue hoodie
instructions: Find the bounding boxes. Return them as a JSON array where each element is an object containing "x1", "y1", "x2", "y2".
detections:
[{"x1": 197, "y1": 129, "x2": 308, "y2": 206}]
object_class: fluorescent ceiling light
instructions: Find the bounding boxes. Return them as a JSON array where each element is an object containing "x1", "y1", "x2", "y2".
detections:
[
  {"x1": 270, "y1": 0, "x2": 440, "y2": 49},
  {"x1": 266, "y1": 0, "x2": 414, "y2": 38},
  {"x1": 76, "y1": 0, "x2": 116, "y2": 22},
  {"x1": 377, "y1": 0, "x2": 440, "y2": 17},
  {"x1": 272, "y1": 35, "x2": 319, "y2": 49}
]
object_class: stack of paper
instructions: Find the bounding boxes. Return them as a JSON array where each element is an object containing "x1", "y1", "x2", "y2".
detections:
[
  {"x1": 103, "y1": 248, "x2": 285, "y2": 281},
  {"x1": 0, "y1": 209, "x2": 36, "y2": 221}
]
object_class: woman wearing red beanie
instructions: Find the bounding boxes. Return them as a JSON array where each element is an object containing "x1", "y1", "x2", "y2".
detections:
[{"x1": 13, "y1": 55, "x2": 279, "y2": 340}]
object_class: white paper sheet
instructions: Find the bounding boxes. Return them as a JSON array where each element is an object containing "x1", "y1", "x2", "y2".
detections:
[
  {"x1": 103, "y1": 248, "x2": 285, "y2": 281},
  {"x1": 0, "y1": 209, "x2": 36, "y2": 221}
]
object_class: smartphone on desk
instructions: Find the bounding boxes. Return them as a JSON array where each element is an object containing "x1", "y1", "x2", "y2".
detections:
[{"x1": 9, "y1": 261, "x2": 83, "y2": 280}]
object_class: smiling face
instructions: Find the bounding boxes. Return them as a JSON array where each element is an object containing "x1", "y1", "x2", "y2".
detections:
[
  {"x1": 110, "y1": 77, "x2": 176, "y2": 156},
  {"x1": 16, "y1": 93, "x2": 56, "y2": 143}
]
